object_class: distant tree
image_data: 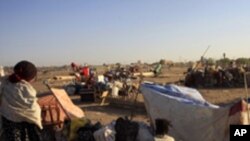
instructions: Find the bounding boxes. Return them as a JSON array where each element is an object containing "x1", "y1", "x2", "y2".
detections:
[
  {"x1": 186, "y1": 61, "x2": 194, "y2": 67},
  {"x1": 216, "y1": 58, "x2": 231, "y2": 67},
  {"x1": 236, "y1": 58, "x2": 249, "y2": 65},
  {"x1": 115, "y1": 63, "x2": 121, "y2": 69},
  {"x1": 206, "y1": 58, "x2": 216, "y2": 65},
  {"x1": 159, "y1": 59, "x2": 166, "y2": 64}
]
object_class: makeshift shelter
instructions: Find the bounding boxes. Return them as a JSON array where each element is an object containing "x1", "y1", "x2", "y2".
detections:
[{"x1": 140, "y1": 83, "x2": 250, "y2": 141}]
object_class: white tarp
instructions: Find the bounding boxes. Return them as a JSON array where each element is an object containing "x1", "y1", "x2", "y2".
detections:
[{"x1": 140, "y1": 83, "x2": 247, "y2": 141}]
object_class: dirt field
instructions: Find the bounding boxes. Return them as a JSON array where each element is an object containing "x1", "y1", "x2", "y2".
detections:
[{"x1": 32, "y1": 66, "x2": 249, "y2": 125}]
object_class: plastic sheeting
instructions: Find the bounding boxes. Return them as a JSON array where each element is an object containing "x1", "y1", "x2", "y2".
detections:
[
  {"x1": 141, "y1": 83, "x2": 219, "y2": 108},
  {"x1": 140, "y1": 83, "x2": 248, "y2": 141}
]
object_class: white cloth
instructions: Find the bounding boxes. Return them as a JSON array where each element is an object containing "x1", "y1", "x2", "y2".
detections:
[
  {"x1": 0, "y1": 77, "x2": 42, "y2": 129},
  {"x1": 97, "y1": 75, "x2": 105, "y2": 83},
  {"x1": 111, "y1": 86, "x2": 119, "y2": 97},
  {"x1": 94, "y1": 121, "x2": 154, "y2": 141},
  {"x1": 154, "y1": 135, "x2": 175, "y2": 141},
  {"x1": 136, "y1": 122, "x2": 154, "y2": 141},
  {"x1": 94, "y1": 122, "x2": 116, "y2": 141}
]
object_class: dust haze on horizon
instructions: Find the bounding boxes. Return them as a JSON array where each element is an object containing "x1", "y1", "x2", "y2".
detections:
[{"x1": 0, "y1": 0, "x2": 249, "y2": 67}]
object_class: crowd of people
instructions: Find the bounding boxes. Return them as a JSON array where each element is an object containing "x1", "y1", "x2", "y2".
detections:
[{"x1": 184, "y1": 61, "x2": 249, "y2": 88}]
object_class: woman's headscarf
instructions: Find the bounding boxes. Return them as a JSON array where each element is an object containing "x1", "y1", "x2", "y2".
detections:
[{"x1": 9, "y1": 60, "x2": 37, "y2": 83}]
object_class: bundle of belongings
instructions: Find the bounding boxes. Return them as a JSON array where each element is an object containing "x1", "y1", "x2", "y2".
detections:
[
  {"x1": 140, "y1": 82, "x2": 250, "y2": 141},
  {"x1": 48, "y1": 116, "x2": 154, "y2": 141},
  {"x1": 94, "y1": 117, "x2": 155, "y2": 141},
  {"x1": 58, "y1": 118, "x2": 102, "y2": 141}
]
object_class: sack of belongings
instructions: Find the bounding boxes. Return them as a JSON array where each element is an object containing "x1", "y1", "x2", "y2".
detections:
[
  {"x1": 114, "y1": 117, "x2": 139, "y2": 141},
  {"x1": 77, "y1": 122, "x2": 102, "y2": 141},
  {"x1": 94, "y1": 118, "x2": 154, "y2": 141},
  {"x1": 59, "y1": 118, "x2": 102, "y2": 141}
]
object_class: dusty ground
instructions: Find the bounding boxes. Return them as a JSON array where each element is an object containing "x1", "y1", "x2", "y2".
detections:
[{"x1": 31, "y1": 66, "x2": 249, "y2": 125}]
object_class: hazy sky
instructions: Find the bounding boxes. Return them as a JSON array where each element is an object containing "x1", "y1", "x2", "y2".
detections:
[{"x1": 0, "y1": 0, "x2": 249, "y2": 66}]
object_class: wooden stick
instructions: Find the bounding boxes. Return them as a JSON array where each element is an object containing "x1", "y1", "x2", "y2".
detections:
[
  {"x1": 193, "y1": 45, "x2": 211, "y2": 71},
  {"x1": 130, "y1": 72, "x2": 144, "y2": 120}
]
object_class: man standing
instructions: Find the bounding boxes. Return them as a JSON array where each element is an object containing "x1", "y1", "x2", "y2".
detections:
[{"x1": 154, "y1": 60, "x2": 164, "y2": 77}]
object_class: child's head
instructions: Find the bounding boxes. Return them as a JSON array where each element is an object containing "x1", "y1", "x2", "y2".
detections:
[
  {"x1": 155, "y1": 118, "x2": 171, "y2": 136},
  {"x1": 9, "y1": 60, "x2": 37, "y2": 83}
]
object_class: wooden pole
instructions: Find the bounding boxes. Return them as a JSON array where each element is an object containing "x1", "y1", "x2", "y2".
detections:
[
  {"x1": 201, "y1": 45, "x2": 211, "y2": 58},
  {"x1": 130, "y1": 72, "x2": 144, "y2": 120},
  {"x1": 193, "y1": 45, "x2": 211, "y2": 71}
]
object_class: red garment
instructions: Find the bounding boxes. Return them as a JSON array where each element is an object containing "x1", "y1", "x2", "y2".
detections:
[{"x1": 81, "y1": 66, "x2": 89, "y2": 77}]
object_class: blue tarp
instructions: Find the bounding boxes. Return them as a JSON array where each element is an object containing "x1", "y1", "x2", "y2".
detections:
[{"x1": 141, "y1": 82, "x2": 219, "y2": 108}]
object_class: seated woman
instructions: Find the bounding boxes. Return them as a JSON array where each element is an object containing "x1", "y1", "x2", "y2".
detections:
[{"x1": 0, "y1": 60, "x2": 42, "y2": 141}]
